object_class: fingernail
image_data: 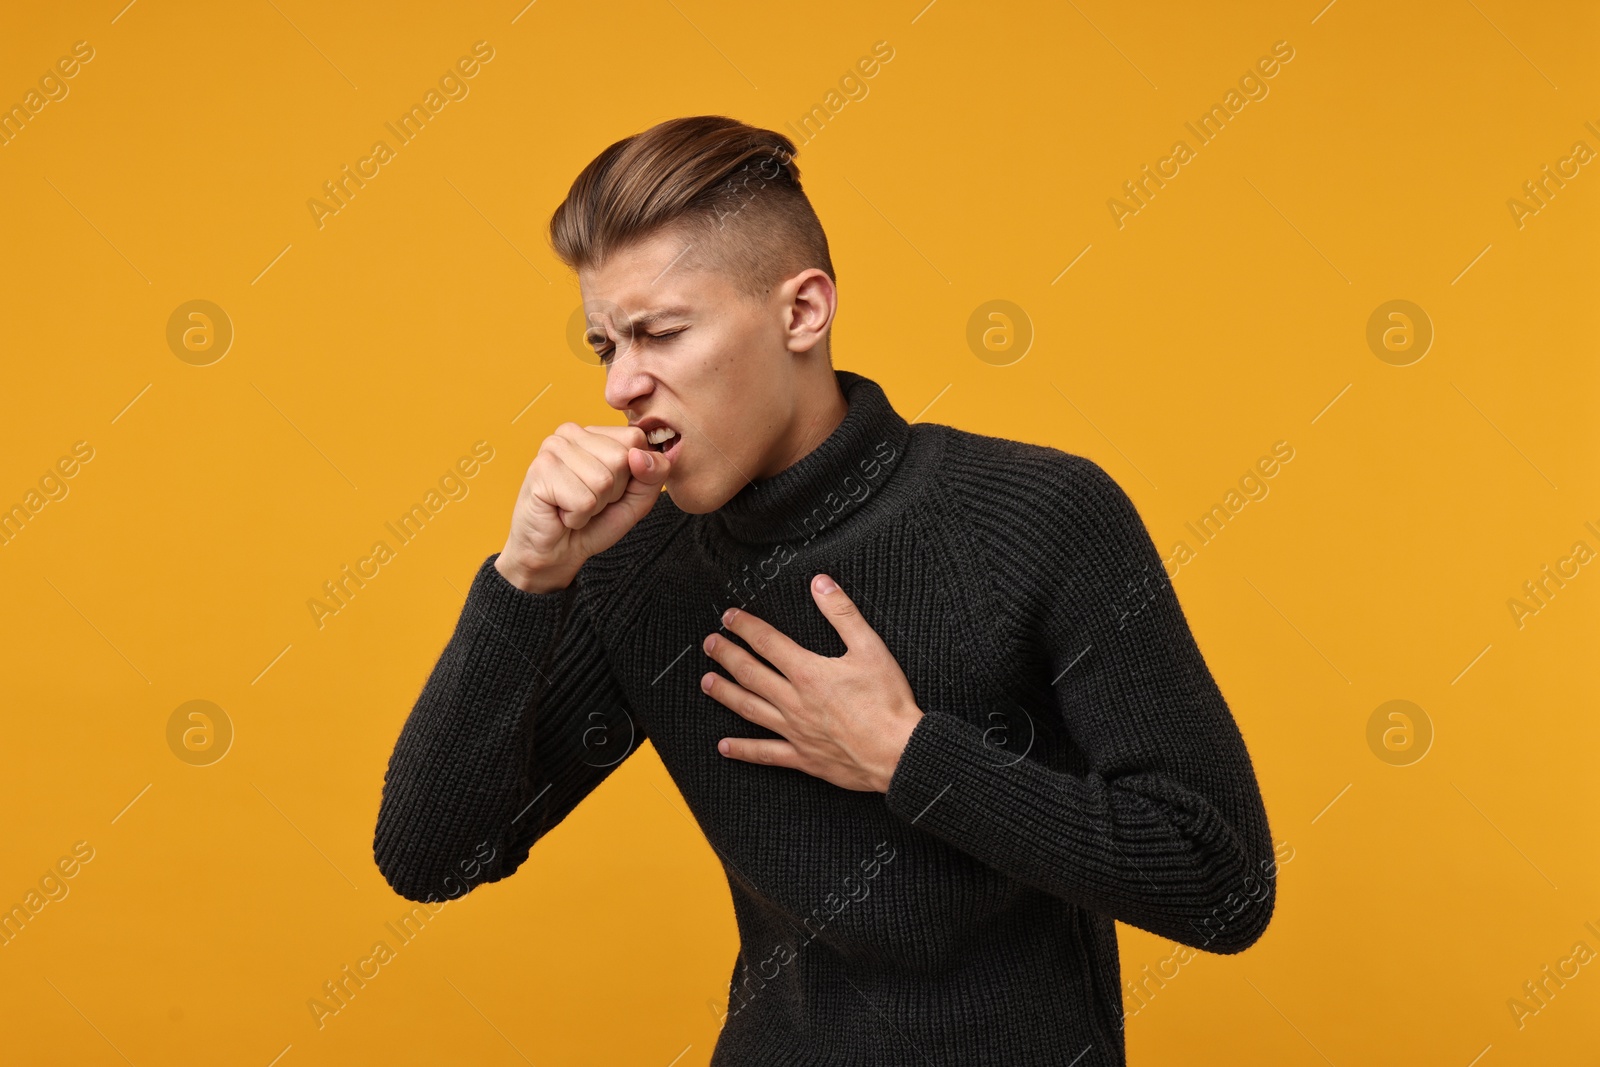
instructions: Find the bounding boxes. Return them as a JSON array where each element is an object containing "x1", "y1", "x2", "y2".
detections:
[
  {"x1": 815, "y1": 574, "x2": 837, "y2": 595},
  {"x1": 701, "y1": 673, "x2": 713, "y2": 692},
  {"x1": 642, "y1": 451, "x2": 655, "y2": 470},
  {"x1": 718, "y1": 739, "x2": 730, "y2": 754}
]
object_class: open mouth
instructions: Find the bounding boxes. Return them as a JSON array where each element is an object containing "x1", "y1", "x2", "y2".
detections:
[{"x1": 645, "y1": 426, "x2": 682, "y2": 454}]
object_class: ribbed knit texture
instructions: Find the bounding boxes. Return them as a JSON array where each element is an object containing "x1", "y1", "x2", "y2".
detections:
[{"x1": 373, "y1": 369, "x2": 1276, "y2": 1066}]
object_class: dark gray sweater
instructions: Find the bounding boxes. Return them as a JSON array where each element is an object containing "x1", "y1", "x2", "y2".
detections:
[{"x1": 373, "y1": 368, "x2": 1277, "y2": 1066}]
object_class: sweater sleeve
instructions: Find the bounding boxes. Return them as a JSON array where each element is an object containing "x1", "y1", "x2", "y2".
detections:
[
  {"x1": 373, "y1": 551, "x2": 645, "y2": 903},
  {"x1": 882, "y1": 452, "x2": 1277, "y2": 953}
]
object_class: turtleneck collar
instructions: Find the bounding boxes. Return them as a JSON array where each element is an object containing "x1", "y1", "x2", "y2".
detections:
[{"x1": 709, "y1": 369, "x2": 911, "y2": 547}]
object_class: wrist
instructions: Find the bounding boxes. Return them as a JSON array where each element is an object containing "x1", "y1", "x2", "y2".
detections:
[
  {"x1": 877, "y1": 703, "x2": 925, "y2": 793},
  {"x1": 494, "y1": 551, "x2": 572, "y2": 595}
]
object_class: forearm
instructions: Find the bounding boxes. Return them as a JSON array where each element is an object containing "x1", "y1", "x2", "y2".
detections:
[
  {"x1": 934, "y1": 450, "x2": 1278, "y2": 949},
  {"x1": 373, "y1": 553, "x2": 574, "y2": 902},
  {"x1": 883, "y1": 707, "x2": 1276, "y2": 953}
]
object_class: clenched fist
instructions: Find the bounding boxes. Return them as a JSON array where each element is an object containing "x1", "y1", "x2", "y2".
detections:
[{"x1": 494, "y1": 422, "x2": 674, "y2": 594}]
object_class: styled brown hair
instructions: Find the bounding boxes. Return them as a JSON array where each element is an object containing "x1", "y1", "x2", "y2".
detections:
[{"x1": 548, "y1": 115, "x2": 836, "y2": 303}]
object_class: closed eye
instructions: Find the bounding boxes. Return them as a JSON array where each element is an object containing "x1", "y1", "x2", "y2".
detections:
[{"x1": 593, "y1": 326, "x2": 687, "y2": 365}]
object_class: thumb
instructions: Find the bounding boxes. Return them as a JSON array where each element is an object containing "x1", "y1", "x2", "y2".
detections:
[
  {"x1": 626, "y1": 445, "x2": 672, "y2": 490},
  {"x1": 608, "y1": 446, "x2": 672, "y2": 518},
  {"x1": 571, "y1": 446, "x2": 672, "y2": 555}
]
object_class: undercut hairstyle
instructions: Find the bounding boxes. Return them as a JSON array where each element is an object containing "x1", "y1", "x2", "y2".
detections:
[{"x1": 548, "y1": 115, "x2": 836, "y2": 304}]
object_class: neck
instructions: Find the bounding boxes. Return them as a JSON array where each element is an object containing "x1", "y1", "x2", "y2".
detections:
[
  {"x1": 710, "y1": 368, "x2": 912, "y2": 547},
  {"x1": 759, "y1": 371, "x2": 850, "y2": 480}
]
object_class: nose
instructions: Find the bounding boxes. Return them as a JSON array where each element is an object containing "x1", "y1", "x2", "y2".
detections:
[{"x1": 602, "y1": 341, "x2": 653, "y2": 413}]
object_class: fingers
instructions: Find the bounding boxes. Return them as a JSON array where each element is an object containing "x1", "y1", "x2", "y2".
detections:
[
  {"x1": 558, "y1": 422, "x2": 640, "y2": 477},
  {"x1": 584, "y1": 424, "x2": 672, "y2": 489},
  {"x1": 700, "y1": 670, "x2": 787, "y2": 738},
  {"x1": 715, "y1": 736, "x2": 801, "y2": 771},
  {"x1": 538, "y1": 461, "x2": 605, "y2": 529},
  {"x1": 506, "y1": 419, "x2": 668, "y2": 581},
  {"x1": 719, "y1": 606, "x2": 807, "y2": 679},
  {"x1": 809, "y1": 574, "x2": 874, "y2": 654},
  {"x1": 702, "y1": 631, "x2": 794, "y2": 716},
  {"x1": 549, "y1": 431, "x2": 628, "y2": 507},
  {"x1": 569, "y1": 423, "x2": 673, "y2": 494},
  {"x1": 582, "y1": 423, "x2": 649, "y2": 451},
  {"x1": 534, "y1": 424, "x2": 644, "y2": 529}
]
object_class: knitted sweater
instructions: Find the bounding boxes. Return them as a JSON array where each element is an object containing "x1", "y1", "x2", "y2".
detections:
[{"x1": 373, "y1": 368, "x2": 1277, "y2": 1066}]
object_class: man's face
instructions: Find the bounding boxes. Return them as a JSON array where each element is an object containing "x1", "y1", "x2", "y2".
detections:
[{"x1": 580, "y1": 226, "x2": 813, "y2": 514}]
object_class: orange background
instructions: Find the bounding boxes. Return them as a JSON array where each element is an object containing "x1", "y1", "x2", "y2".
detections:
[{"x1": 1, "y1": 1, "x2": 1595, "y2": 1063}]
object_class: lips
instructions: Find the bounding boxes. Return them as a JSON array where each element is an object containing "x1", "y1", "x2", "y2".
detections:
[
  {"x1": 631, "y1": 417, "x2": 682, "y2": 457},
  {"x1": 644, "y1": 426, "x2": 681, "y2": 453}
]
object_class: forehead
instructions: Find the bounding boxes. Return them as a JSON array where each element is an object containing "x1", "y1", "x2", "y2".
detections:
[{"x1": 578, "y1": 227, "x2": 734, "y2": 328}]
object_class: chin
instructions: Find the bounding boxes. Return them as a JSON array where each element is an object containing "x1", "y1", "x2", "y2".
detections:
[
  {"x1": 665, "y1": 480, "x2": 732, "y2": 515},
  {"x1": 663, "y1": 482, "x2": 699, "y2": 513}
]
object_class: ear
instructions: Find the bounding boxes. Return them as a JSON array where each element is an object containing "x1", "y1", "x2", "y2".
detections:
[{"x1": 782, "y1": 269, "x2": 837, "y2": 354}]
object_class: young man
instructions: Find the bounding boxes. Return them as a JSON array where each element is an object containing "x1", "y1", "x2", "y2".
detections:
[{"x1": 373, "y1": 115, "x2": 1277, "y2": 1065}]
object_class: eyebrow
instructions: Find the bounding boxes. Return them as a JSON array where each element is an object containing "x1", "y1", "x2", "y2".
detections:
[{"x1": 586, "y1": 304, "x2": 695, "y2": 337}]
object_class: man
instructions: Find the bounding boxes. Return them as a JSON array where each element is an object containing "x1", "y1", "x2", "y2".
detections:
[{"x1": 373, "y1": 114, "x2": 1277, "y2": 1066}]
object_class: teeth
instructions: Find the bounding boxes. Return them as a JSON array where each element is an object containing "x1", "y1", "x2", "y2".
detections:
[{"x1": 644, "y1": 426, "x2": 678, "y2": 445}]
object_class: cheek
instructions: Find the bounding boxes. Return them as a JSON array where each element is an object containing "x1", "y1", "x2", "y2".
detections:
[{"x1": 712, "y1": 408, "x2": 770, "y2": 488}]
